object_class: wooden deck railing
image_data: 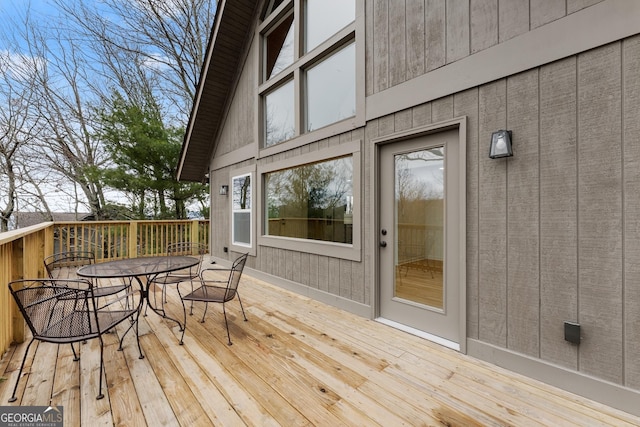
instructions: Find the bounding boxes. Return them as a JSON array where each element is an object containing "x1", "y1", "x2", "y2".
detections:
[{"x1": 0, "y1": 219, "x2": 209, "y2": 355}]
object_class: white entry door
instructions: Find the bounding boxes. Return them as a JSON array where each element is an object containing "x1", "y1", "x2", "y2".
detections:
[{"x1": 379, "y1": 128, "x2": 464, "y2": 350}]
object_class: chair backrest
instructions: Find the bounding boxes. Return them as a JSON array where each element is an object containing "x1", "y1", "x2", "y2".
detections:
[
  {"x1": 9, "y1": 279, "x2": 99, "y2": 342},
  {"x1": 44, "y1": 251, "x2": 95, "y2": 279},
  {"x1": 167, "y1": 242, "x2": 208, "y2": 257},
  {"x1": 225, "y1": 253, "x2": 248, "y2": 300},
  {"x1": 167, "y1": 242, "x2": 208, "y2": 275}
]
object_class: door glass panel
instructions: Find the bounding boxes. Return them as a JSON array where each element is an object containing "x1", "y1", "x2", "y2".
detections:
[{"x1": 394, "y1": 147, "x2": 444, "y2": 309}]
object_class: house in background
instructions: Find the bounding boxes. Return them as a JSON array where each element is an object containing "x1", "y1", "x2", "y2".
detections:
[{"x1": 178, "y1": 0, "x2": 640, "y2": 415}]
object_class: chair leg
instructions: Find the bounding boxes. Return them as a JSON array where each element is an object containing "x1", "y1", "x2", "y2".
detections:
[
  {"x1": 70, "y1": 343, "x2": 80, "y2": 361},
  {"x1": 199, "y1": 301, "x2": 209, "y2": 323},
  {"x1": 237, "y1": 294, "x2": 248, "y2": 322},
  {"x1": 8, "y1": 338, "x2": 35, "y2": 403},
  {"x1": 96, "y1": 335, "x2": 105, "y2": 400},
  {"x1": 222, "y1": 304, "x2": 232, "y2": 346}
]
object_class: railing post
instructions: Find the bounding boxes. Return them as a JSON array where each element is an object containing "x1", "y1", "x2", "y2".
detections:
[
  {"x1": 190, "y1": 219, "x2": 200, "y2": 250},
  {"x1": 129, "y1": 221, "x2": 139, "y2": 258},
  {"x1": 11, "y1": 240, "x2": 26, "y2": 343}
]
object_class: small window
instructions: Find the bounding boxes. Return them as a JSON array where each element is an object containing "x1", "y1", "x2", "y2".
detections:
[
  {"x1": 265, "y1": 155, "x2": 353, "y2": 244},
  {"x1": 232, "y1": 173, "x2": 252, "y2": 247},
  {"x1": 305, "y1": 0, "x2": 355, "y2": 53},
  {"x1": 306, "y1": 42, "x2": 356, "y2": 132},
  {"x1": 265, "y1": 80, "x2": 295, "y2": 147}
]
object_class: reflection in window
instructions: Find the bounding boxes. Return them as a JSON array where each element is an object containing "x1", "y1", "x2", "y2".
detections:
[
  {"x1": 232, "y1": 173, "x2": 252, "y2": 247},
  {"x1": 265, "y1": 156, "x2": 353, "y2": 244},
  {"x1": 265, "y1": 80, "x2": 295, "y2": 146},
  {"x1": 266, "y1": 14, "x2": 294, "y2": 79},
  {"x1": 305, "y1": 0, "x2": 355, "y2": 53},
  {"x1": 306, "y1": 43, "x2": 355, "y2": 132}
]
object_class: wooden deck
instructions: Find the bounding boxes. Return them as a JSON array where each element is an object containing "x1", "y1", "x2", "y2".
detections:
[{"x1": 2, "y1": 274, "x2": 639, "y2": 426}]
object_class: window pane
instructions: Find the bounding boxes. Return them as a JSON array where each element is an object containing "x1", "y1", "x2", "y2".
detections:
[
  {"x1": 305, "y1": 0, "x2": 355, "y2": 52},
  {"x1": 306, "y1": 43, "x2": 355, "y2": 132},
  {"x1": 265, "y1": 80, "x2": 295, "y2": 147},
  {"x1": 233, "y1": 212, "x2": 251, "y2": 245},
  {"x1": 266, "y1": 14, "x2": 294, "y2": 79},
  {"x1": 232, "y1": 175, "x2": 251, "y2": 210},
  {"x1": 265, "y1": 156, "x2": 353, "y2": 244}
]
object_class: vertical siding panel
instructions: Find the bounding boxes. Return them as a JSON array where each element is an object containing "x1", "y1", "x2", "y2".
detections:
[
  {"x1": 498, "y1": 0, "x2": 529, "y2": 42},
  {"x1": 373, "y1": 0, "x2": 389, "y2": 92},
  {"x1": 530, "y1": 0, "x2": 566, "y2": 29},
  {"x1": 539, "y1": 57, "x2": 579, "y2": 369},
  {"x1": 425, "y1": 0, "x2": 446, "y2": 71},
  {"x1": 454, "y1": 88, "x2": 480, "y2": 340},
  {"x1": 446, "y1": 0, "x2": 470, "y2": 63},
  {"x1": 299, "y1": 252, "x2": 310, "y2": 287},
  {"x1": 328, "y1": 257, "x2": 341, "y2": 295},
  {"x1": 318, "y1": 255, "x2": 329, "y2": 293},
  {"x1": 406, "y1": 0, "x2": 425, "y2": 80},
  {"x1": 292, "y1": 250, "x2": 301, "y2": 284},
  {"x1": 432, "y1": 96, "x2": 454, "y2": 122},
  {"x1": 340, "y1": 259, "x2": 353, "y2": 299},
  {"x1": 308, "y1": 253, "x2": 319, "y2": 289},
  {"x1": 352, "y1": 261, "x2": 365, "y2": 304},
  {"x1": 577, "y1": 43, "x2": 623, "y2": 384},
  {"x1": 412, "y1": 103, "x2": 432, "y2": 127},
  {"x1": 366, "y1": 0, "x2": 375, "y2": 96},
  {"x1": 388, "y1": 0, "x2": 406, "y2": 87},
  {"x1": 478, "y1": 80, "x2": 508, "y2": 347},
  {"x1": 470, "y1": 0, "x2": 498, "y2": 54},
  {"x1": 623, "y1": 36, "x2": 640, "y2": 389},
  {"x1": 506, "y1": 70, "x2": 540, "y2": 357},
  {"x1": 394, "y1": 109, "x2": 412, "y2": 132}
]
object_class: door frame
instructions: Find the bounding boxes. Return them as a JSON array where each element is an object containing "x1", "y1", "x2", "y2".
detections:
[{"x1": 371, "y1": 116, "x2": 467, "y2": 353}]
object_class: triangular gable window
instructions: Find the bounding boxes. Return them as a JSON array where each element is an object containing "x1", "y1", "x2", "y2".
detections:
[{"x1": 266, "y1": 14, "x2": 294, "y2": 79}]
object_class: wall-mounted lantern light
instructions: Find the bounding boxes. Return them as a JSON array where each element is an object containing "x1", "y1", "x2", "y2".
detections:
[
  {"x1": 489, "y1": 130, "x2": 513, "y2": 159},
  {"x1": 219, "y1": 185, "x2": 229, "y2": 196}
]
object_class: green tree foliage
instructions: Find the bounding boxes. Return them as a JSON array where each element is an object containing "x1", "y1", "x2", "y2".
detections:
[{"x1": 97, "y1": 93, "x2": 207, "y2": 219}]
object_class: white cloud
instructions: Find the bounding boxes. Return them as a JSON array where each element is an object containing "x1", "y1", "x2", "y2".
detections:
[{"x1": 0, "y1": 50, "x2": 45, "y2": 81}]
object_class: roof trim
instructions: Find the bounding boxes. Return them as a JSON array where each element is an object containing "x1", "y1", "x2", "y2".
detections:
[{"x1": 177, "y1": 0, "x2": 259, "y2": 182}]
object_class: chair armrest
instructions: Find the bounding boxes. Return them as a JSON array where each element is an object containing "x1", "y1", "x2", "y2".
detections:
[{"x1": 198, "y1": 267, "x2": 231, "y2": 283}]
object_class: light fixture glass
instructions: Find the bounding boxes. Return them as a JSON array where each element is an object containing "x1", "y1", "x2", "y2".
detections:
[
  {"x1": 489, "y1": 130, "x2": 513, "y2": 159},
  {"x1": 219, "y1": 185, "x2": 229, "y2": 196}
]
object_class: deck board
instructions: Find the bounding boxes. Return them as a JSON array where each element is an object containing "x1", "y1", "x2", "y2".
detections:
[{"x1": 2, "y1": 273, "x2": 640, "y2": 426}]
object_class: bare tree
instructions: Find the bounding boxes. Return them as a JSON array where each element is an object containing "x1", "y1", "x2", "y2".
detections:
[
  {"x1": 55, "y1": 0, "x2": 216, "y2": 121},
  {"x1": 0, "y1": 45, "x2": 45, "y2": 230}
]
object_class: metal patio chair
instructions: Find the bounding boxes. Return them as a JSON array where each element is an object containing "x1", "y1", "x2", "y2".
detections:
[
  {"x1": 148, "y1": 242, "x2": 208, "y2": 315},
  {"x1": 7, "y1": 278, "x2": 142, "y2": 402},
  {"x1": 44, "y1": 250, "x2": 129, "y2": 298},
  {"x1": 178, "y1": 252, "x2": 248, "y2": 345}
]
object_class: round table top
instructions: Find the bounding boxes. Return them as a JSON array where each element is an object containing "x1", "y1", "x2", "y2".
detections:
[{"x1": 77, "y1": 256, "x2": 199, "y2": 279}]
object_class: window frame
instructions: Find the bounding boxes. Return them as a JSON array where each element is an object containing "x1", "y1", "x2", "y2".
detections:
[
  {"x1": 229, "y1": 165, "x2": 257, "y2": 256},
  {"x1": 257, "y1": 0, "x2": 365, "y2": 158},
  {"x1": 257, "y1": 140, "x2": 361, "y2": 261}
]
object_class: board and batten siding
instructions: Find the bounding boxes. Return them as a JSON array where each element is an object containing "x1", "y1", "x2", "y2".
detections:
[
  {"x1": 365, "y1": 0, "x2": 605, "y2": 96},
  {"x1": 363, "y1": 36, "x2": 639, "y2": 389}
]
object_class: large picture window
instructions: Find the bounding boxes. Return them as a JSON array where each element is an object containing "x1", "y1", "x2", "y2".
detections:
[
  {"x1": 265, "y1": 156, "x2": 353, "y2": 244},
  {"x1": 260, "y1": 0, "x2": 357, "y2": 148}
]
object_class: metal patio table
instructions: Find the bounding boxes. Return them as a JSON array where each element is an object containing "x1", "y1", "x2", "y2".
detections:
[{"x1": 77, "y1": 255, "x2": 199, "y2": 350}]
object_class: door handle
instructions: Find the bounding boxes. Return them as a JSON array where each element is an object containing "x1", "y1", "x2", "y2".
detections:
[{"x1": 380, "y1": 241, "x2": 387, "y2": 248}]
